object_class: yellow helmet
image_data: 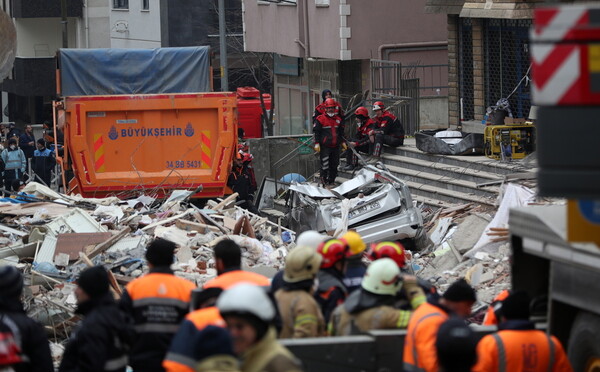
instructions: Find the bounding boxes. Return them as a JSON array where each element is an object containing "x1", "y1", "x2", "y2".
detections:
[{"x1": 341, "y1": 231, "x2": 366, "y2": 256}]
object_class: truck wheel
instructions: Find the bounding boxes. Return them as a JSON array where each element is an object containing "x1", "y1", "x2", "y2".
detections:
[{"x1": 568, "y1": 312, "x2": 600, "y2": 372}]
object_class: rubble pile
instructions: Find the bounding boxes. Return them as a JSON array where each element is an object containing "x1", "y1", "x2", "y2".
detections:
[
  {"x1": 0, "y1": 182, "x2": 294, "y2": 352},
  {"x1": 410, "y1": 182, "x2": 542, "y2": 322}
]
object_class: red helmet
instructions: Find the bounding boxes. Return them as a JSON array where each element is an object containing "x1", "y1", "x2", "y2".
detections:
[
  {"x1": 373, "y1": 101, "x2": 385, "y2": 111},
  {"x1": 324, "y1": 98, "x2": 337, "y2": 108},
  {"x1": 241, "y1": 152, "x2": 253, "y2": 162},
  {"x1": 355, "y1": 107, "x2": 369, "y2": 118},
  {"x1": 238, "y1": 142, "x2": 249, "y2": 153},
  {"x1": 317, "y1": 239, "x2": 349, "y2": 268},
  {"x1": 368, "y1": 241, "x2": 406, "y2": 268}
]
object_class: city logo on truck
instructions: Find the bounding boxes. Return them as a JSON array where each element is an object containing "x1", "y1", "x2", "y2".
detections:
[{"x1": 107, "y1": 122, "x2": 195, "y2": 140}]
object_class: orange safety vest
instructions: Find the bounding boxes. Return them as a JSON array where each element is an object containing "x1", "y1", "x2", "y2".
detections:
[
  {"x1": 482, "y1": 289, "x2": 511, "y2": 326},
  {"x1": 403, "y1": 302, "x2": 448, "y2": 372},
  {"x1": 163, "y1": 307, "x2": 226, "y2": 372},
  {"x1": 474, "y1": 330, "x2": 574, "y2": 372},
  {"x1": 203, "y1": 270, "x2": 270, "y2": 290}
]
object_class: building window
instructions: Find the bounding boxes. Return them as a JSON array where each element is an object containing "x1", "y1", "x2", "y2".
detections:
[
  {"x1": 141, "y1": 0, "x2": 149, "y2": 10},
  {"x1": 113, "y1": 0, "x2": 129, "y2": 10}
]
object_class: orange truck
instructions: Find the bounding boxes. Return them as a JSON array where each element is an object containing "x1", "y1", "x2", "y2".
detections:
[{"x1": 53, "y1": 47, "x2": 237, "y2": 199}]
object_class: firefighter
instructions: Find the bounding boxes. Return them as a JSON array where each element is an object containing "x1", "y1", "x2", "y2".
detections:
[
  {"x1": 329, "y1": 258, "x2": 426, "y2": 336},
  {"x1": 275, "y1": 245, "x2": 326, "y2": 338},
  {"x1": 473, "y1": 291, "x2": 573, "y2": 372},
  {"x1": 194, "y1": 326, "x2": 240, "y2": 372},
  {"x1": 343, "y1": 107, "x2": 375, "y2": 171},
  {"x1": 119, "y1": 238, "x2": 196, "y2": 372},
  {"x1": 313, "y1": 89, "x2": 344, "y2": 121},
  {"x1": 60, "y1": 266, "x2": 133, "y2": 372},
  {"x1": 314, "y1": 239, "x2": 350, "y2": 323},
  {"x1": 227, "y1": 154, "x2": 260, "y2": 215},
  {"x1": 203, "y1": 239, "x2": 270, "y2": 290},
  {"x1": 217, "y1": 284, "x2": 302, "y2": 372},
  {"x1": 313, "y1": 98, "x2": 345, "y2": 187},
  {"x1": 436, "y1": 318, "x2": 478, "y2": 372},
  {"x1": 341, "y1": 231, "x2": 368, "y2": 293},
  {"x1": 163, "y1": 288, "x2": 226, "y2": 372},
  {"x1": 403, "y1": 278, "x2": 476, "y2": 372},
  {"x1": 369, "y1": 101, "x2": 405, "y2": 161}
]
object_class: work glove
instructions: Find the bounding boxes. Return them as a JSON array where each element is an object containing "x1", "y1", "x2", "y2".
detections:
[
  {"x1": 341, "y1": 143, "x2": 348, "y2": 151},
  {"x1": 314, "y1": 144, "x2": 320, "y2": 153}
]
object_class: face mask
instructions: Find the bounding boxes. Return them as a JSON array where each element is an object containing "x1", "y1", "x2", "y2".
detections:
[
  {"x1": 9, "y1": 145, "x2": 15, "y2": 150},
  {"x1": 327, "y1": 112, "x2": 335, "y2": 117}
]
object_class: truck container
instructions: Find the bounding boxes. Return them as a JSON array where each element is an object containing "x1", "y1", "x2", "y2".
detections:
[
  {"x1": 236, "y1": 87, "x2": 271, "y2": 139},
  {"x1": 54, "y1": 47, "x2": 237, "y2": 199}
]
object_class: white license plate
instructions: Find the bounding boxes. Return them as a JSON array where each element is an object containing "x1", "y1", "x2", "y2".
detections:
[{"x1": 348, "y1": 201, "x2": 380, "y2": 219}]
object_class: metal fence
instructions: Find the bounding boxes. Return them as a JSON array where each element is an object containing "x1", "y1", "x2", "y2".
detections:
[
  {"x1": 401, "y1": 64, "x2": 449, "y2": 97},
  {"x1": 370, "y1": 59, "x2": 420, "y2": 135},
  {"x1": 459, "y1": 17, "x2": 474, "y2": 121},
  {"x1": 484, "y1": 19, "x2": 532, "y2": 119}
]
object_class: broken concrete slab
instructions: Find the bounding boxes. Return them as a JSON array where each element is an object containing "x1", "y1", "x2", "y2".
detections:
[
  {"x1": 450, "y1": 214, "x2": 489, "y2": 254},
  {"x1": 55, "y1": 232, "x2": 113, "y2": 261}
]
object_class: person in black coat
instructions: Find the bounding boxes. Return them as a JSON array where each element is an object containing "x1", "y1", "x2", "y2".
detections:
[
  {"x1": 59, "y1": 266, "x2": 133, "y2": 372},
  {"x1": 0, "y1": 266, "x2": 53, "y2": 372}
]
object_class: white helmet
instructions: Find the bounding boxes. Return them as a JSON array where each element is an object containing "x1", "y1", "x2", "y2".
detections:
[
  {"x1": 296, "y1": 230, "x2": 328, "y2": 249},
  {"x1": 283, "y1": 245, "x2": 322, "y2": 283},
  {"x1": 361, "y1": 258, "x2": 402, "y2": 296},
  {"x1": 217, "y1": 283, "x2": 275, "y2": 322}
]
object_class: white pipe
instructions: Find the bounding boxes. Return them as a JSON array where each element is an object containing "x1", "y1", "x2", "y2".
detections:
[{"x1": 84, "y1": 0, "x2": 90, "y2": 48}]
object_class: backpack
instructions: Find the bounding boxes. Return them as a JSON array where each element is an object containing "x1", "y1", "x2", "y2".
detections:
[{"x1": 0, "y1": 314, "x2": 23, "y2": 367}]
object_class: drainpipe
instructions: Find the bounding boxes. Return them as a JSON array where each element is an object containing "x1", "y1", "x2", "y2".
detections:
[
  {"x1": 84, "y1": 0, "x2": 89, "y2": 48},
  {"x1": 378, "y1": 41, "x2": 448, "y2": 60}
]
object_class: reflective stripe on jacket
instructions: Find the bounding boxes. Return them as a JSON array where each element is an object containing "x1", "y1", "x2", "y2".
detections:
[
  {"x1": 474, "y1": 330, "x2": 574, "y2": 372},
  {"x1": 120, "y1": 270, "x2": 196, "y2": 372},
  {"x1": 163, "y1": 307, "x2": 226, "y2": 372},
  {"x1": 402, "y1": 302, "x2": 448, "y2": 372}
]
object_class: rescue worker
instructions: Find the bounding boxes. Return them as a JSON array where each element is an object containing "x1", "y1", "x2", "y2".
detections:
[
  {"x1": 436, "y1": 318, "x2": 478, "y2": 372},
  {"x1": 403, "y1": 278, "x2": 476, "y2": 372},
  {"x1": 314, "y1": 239, "x2": 349, "y2": 323},
  {"x1": 313, "y1": 89, "x2": 344, "y2": 121},
  {"x1": 343, "y1": 107, "x2": 375, "y2": 171},
  {"x1": 227, "y1": 154, "x2": 260, "y2": 215},
  {"x1": 482, "y1": 289, "x2": 510, "y2": 326},
  {"x1": 341, "y1": 231, "x2": 368, "y2": 293},
  {"x1": 1, "y1": 138, "x2": 26, "y2": 191},
  {"x1": 31, "y1": 139, "x2": 55, "y2": 187},
  {"x1": 473, "y1": 291, "x2": 573, "y2": 372},
  {"x1": 0, "y1": 266, "x2": 53, "y2": 372},
  {"x1": 119, "y1": 238, "x2": 196, "y2": 372},
  {"x1": 329, "y1": 258, "x2": 425, "y2": 336},
  {"x1": 164, "y1": 287, "x2": 227, "y2": 372},
  {"x1": 18, "y1": 125, "x2": 35, "y2": 166},
  {"x1": 368, "y1": 241, "x2": 439, "y2": 301},
  {"x1": 369, "y1": 101, "x2": 405, "y2": 161},
  {"x1": 59, "y1": 266, "x2": 133, "y2": 372},
  {"x1": 217, "y1": 284, "x2": 303, "y2": 372},
  {"x1": 203, "y1": 239, "x2": 270, "y2": 290},
  {"x1": 241, "y1": 152, "x2": 257, "y2": 197},
  {"x1": 313, "y1": 98, "x2": 345, "y2": 187},
  {"x1": 275, "y1": 245, "x2": 326, "y2": 338},
  {"x1": 271, "y1": 230, "x2": 328, "y2": 294},
  {"x1": 194, "y1": 325, "x2": 240, "y2": 372}
]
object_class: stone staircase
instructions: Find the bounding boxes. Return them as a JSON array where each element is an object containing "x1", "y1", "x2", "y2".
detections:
[{"x1": 338, "y1": 138, "x2": 535, "y2": 208}]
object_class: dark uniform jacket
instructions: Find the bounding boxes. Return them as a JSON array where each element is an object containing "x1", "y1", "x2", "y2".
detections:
[
  {"x1": 59, "y1": 293, "x2": 133, "y2": 372},
  {"x1": 0, "y1": 298, "x2": 53, "y2": 372},
  {"x1": 313, "y1": 114, "x2": 344, "y2": 148},
  {"x1": 375, "y1": 112, "x2": 405, "y2": 138}
]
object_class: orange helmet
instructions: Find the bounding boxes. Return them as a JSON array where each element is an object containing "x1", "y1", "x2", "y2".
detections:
[
  {"x1": 355, "y1": 107, "x2": 369, "y2": 118},
  {"x1": 373, "y1": 101, "x2": 385, "y2": 111},
  {"x1": 317, "y1": 239, "x2": 349, "y2": 268},
  {"x1": 324, "y1": 98, "x2": 337, "y2": 108},
  {"x1": 368, "y1": 241, "x2": 406, "y2": 268}
]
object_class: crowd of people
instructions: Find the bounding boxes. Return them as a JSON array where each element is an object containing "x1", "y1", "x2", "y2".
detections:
[
  {"x1": 312, "y1": 90, "x2": 406, "y2": 187},
  {"x1": 0, "y1": 122, "x2": 56, "y2": 192},
  {"x1": 0, "y1": 229, "x2": 573, "y2": 372}
]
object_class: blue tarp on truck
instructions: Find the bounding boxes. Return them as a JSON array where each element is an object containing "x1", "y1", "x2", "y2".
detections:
[{"x1": 59, "y1": 47, "x2": 211, "y2": 96}]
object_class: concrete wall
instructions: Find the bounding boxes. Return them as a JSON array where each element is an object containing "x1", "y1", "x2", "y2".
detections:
[
  {"x1": 86, "y1": 0, "x2": 110, "y2": 48},
  {"x1": 14, "y1": 18, "x2": 78, "y2": 57},
  {"x1": 420, "y1": 96, "x2": 448, "y2": 129},
  {"x1": 246, "y1": 135, "x2": 319, "y2": 186},
  {"x1": 110, "y1": 0, "x2": 160, "y2": 48}
]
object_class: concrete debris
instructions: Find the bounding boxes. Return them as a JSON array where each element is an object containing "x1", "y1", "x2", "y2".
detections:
[{"x1": 0, "y1": 186, "x2": 295, "y2": 348}]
